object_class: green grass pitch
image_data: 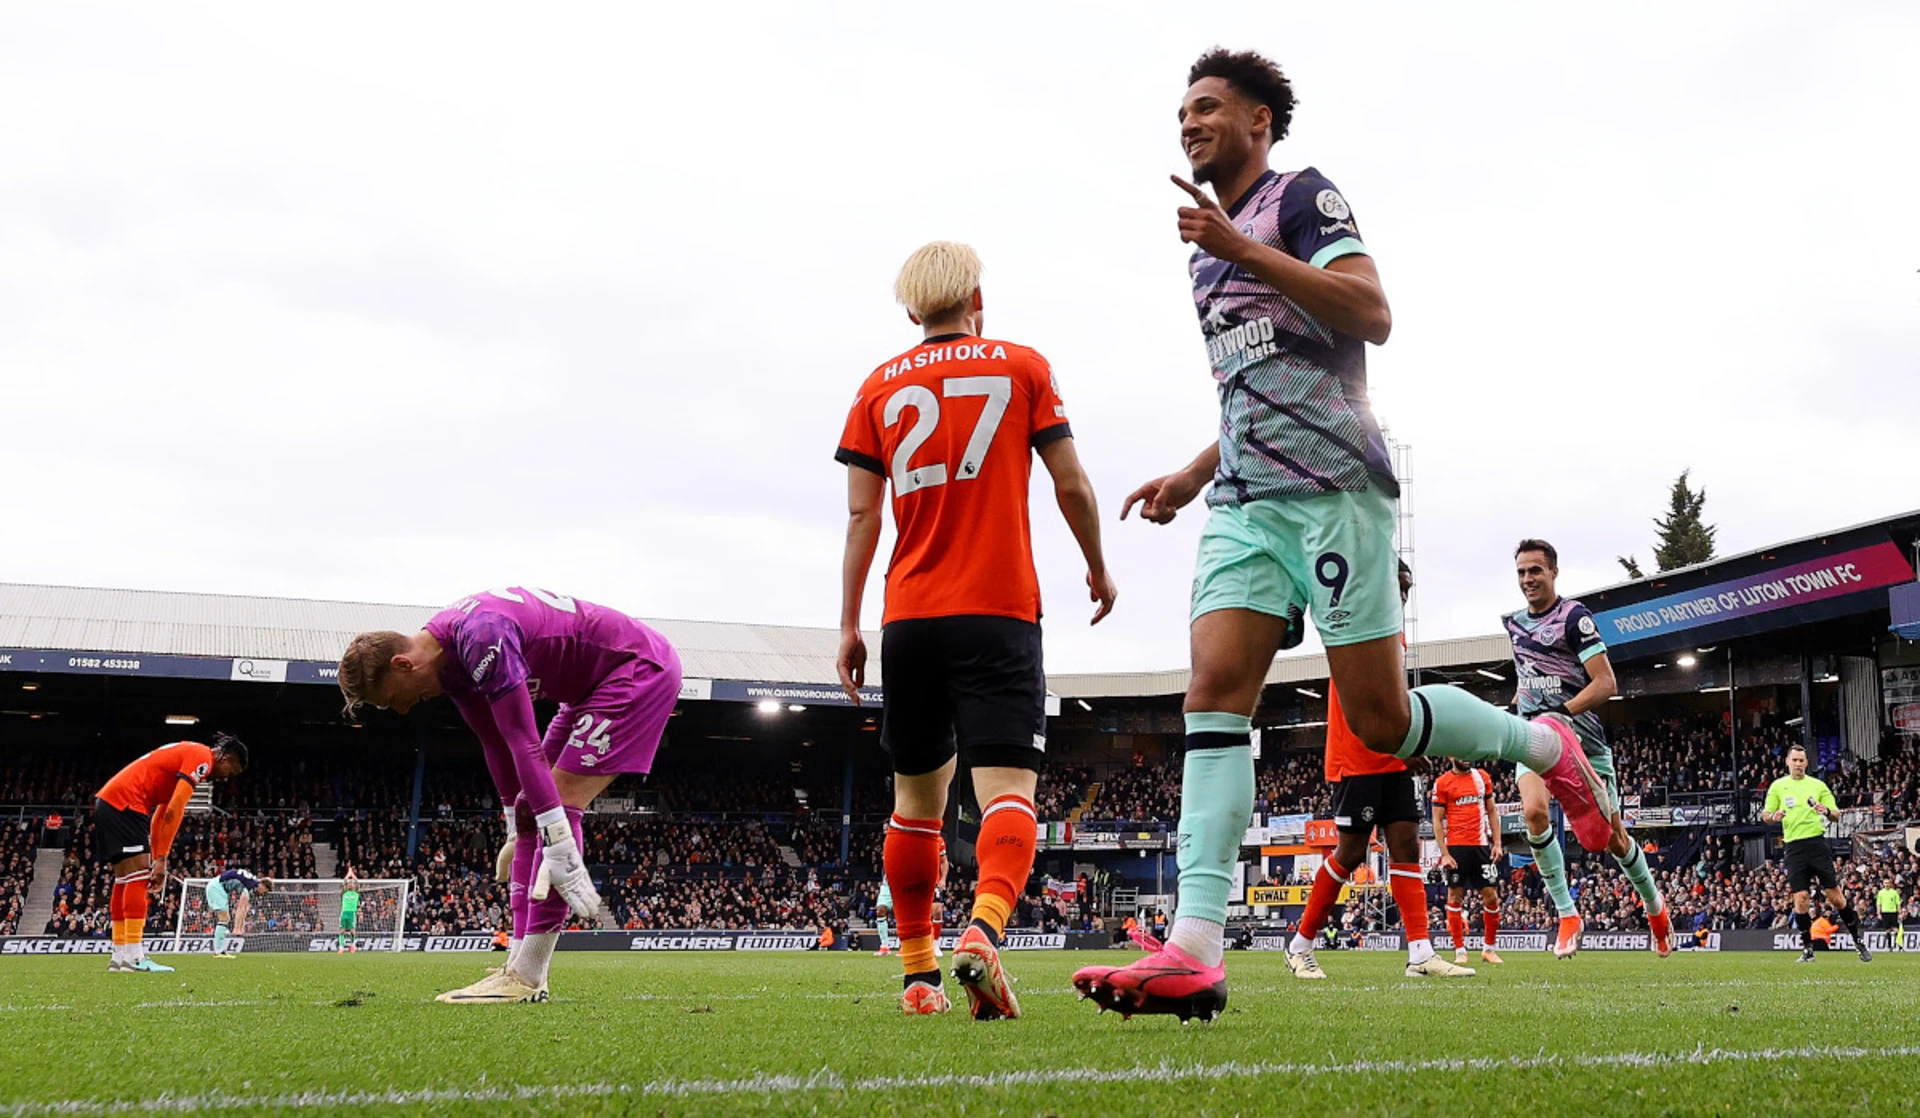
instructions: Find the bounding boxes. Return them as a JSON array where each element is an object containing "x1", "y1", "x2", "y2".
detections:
[{"x1": 1, "y1": 948, "x2": 1915, "y2": 1115}]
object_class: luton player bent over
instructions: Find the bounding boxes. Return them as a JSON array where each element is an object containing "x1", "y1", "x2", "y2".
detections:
[
  {"x1": 93, "y1": 733, "x2": 249, "y2": 972},
  {"x1": 1076, "y1": 48, "x2": 1611, "y2": 1023},
  {"x1": 836, "y1": 241, "x2": 1116, "y2": 1018}
]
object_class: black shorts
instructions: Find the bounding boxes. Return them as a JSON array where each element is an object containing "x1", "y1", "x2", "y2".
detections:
[
  {"x1": 1880, "y1": 912, "x2": 1902, "y2": 931},
  {"x1": 879, "y1": 615, "x2": 1046, "y2": 777},
  {"x1": 92, "y1": 799, "x2": 151, "y2": 864},
  {"x1": 1783, "y1": 838, "x2": 1838, "y2": 893},
  {"x1": 1330, "y1": 772, "x2": 1420, "y2": 836},
  {"x1": 1445, "y1": 845, "x2": 1501, "y2": 891}
]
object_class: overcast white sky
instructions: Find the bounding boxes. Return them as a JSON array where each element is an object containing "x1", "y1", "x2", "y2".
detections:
[{"x1": 3, "y1": 2, "x2": 1915, "y2": 673}]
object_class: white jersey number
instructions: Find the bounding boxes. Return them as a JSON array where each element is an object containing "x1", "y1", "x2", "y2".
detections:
[
  {"x1": 486, "y1": 587, "x2": 578, "y2": 613},
  {"x1": 882, "y1": 376, "x2": 1012, "y2": 496}
]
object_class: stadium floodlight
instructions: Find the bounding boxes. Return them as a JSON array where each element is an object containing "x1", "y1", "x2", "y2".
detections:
[
  {"x1": 1475, "y1": 669, "x2": 1505, "y2": 681},
  {"x1": 787, "y1": 704, "x2": 806, "y2": 713},
  {"x1": 756, "y1": 700, "x2": 782, "y2": 714},
  {"x1": 19, "y1": 683, "x2": 36, "y2": 691},
  {"x1": 164, "y1": 714, "x2": 200, "y2": 725},
  {"x1": 1295, "y1": 687, "x2": 1322, "y2": 699},
  {"x1": 1076, "y1": 699, "x2": 1092, "y2": 712},
  {"x1": 1676, "y1": 655, "x2": 1698, "y2": 668}
]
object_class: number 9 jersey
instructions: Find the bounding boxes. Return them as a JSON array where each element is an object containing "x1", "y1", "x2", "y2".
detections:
[{"x1": 835, "y1": 333, "x2": 1072, "y2": 625}]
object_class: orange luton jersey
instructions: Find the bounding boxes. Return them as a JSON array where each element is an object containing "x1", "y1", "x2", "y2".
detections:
[
  {"x1": 1322, "y1": 678, "x2": 1409, "y2": 781},
  {"x1": 836, "y1": 334, "x2": 1070, "y2": 625},
  {"x1": 97, "y1": 742, "x2": 214, "y2": 815},
  {"x1": 97, "y1": 741, "x2": 214, "y2": 858},
  {"x1": 1431, "y1": 767, "x2": 1497, "y2": 847}
]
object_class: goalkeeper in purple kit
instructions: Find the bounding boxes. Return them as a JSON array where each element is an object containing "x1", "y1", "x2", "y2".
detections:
[{"x1": 338, "y1": 587, "x2": 682, "y2": 1003}]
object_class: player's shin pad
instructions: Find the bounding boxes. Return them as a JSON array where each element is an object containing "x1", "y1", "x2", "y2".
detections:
[
  {"x1": 1398, "y1": 686, "x2": 1535, "y2": 766},
  {"x1": 1173, "y1": 717, "x2": 1254, "y2": 925},
  {"x1": 1528, "y1": 829, "x2": 1577, "y2": 916},
  {"x1": 1613, "y1": 845, "x2": 1663, "y2": 912}
]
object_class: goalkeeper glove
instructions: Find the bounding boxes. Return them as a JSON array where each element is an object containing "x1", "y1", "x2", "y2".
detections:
[
  {"x1": 496, "y1": 808, "x2": 516, "y2": 884},
  {"x1": 1537, "y1": 700, "x2": 1572, "y2": 718},
  {"x1": 529, "y1": 809, "x2": 601, "y2": 919}
]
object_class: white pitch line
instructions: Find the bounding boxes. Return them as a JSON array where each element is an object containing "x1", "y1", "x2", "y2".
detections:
[{"x1": 4, "y1": 1043, "x2": 1919, "y2": 1115}]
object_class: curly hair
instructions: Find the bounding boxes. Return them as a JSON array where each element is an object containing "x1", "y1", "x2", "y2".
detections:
[{"x1": 1188, "y1": 48, "x2": 1295, "y2": 145}]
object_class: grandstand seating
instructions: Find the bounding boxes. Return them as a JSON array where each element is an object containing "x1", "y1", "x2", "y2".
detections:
[{"x1": 5, "y1": 721, "x2": 1916, "y2": 939}]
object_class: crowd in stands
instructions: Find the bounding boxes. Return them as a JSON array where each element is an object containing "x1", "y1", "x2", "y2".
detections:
[
  {"x1": 0, "y1": 820, "x2": 36, "y2": 935},
  {"x1": 1035, "y1": 766, "x2": 1094, "y2": 821},
  {"x1": 1391, "y1": 834, "x2": 1920, "y2": 937}
]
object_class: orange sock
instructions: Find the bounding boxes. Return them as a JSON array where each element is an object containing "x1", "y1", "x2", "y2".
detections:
[
  {"x1": 1389, "y1": 863, "x2": 1430, "y2": 941},
  {"x1": 1445, "y1": 905, "x2": 1466, "y2": 947},
  {"x1": 125, "y1": 876, "x2": 151, "y2": 948},
  {"x1": 109, "y1": 879, "x2": 127, "y2": 945},
  {"x1": 1298, "y1": 856, "x2": 1351, "y2": 940},
  {"x1": 1482, "y1": 905, "x2": 1500, "y2": 946},
  {"x1": 969, "y1": 795, "x2": 1036, "y2": 941},
  {"x1": 884, "y1": 813, "x2": 942, "y2": 979}
]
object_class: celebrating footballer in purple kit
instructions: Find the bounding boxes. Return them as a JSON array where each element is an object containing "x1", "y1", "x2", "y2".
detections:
[{"x1": 337, "y1": 587, "x2": 683, "y2": 1004}]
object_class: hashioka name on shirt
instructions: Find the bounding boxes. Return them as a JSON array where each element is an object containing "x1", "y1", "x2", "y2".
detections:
[{"x1": 880, "y1": 341, "x2": 1012, "y2": 381}]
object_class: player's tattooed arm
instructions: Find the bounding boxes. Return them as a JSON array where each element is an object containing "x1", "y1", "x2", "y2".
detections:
[
  {"x1": 1171, "y1": 176, "x2": 1391, "y2": 345},
  {"x1": 1121, "y1": 442, "x2": 1218, "y2": 526},
  {"x1": 836, "y1": 466, "x2": 886, "y2": 703},
  {"x1": 1037, "y1": 437, "x2": 1117, "y2": 624},
  {"x1": 1563, "y1": 651, "x2": 1618, "y2": 716}
]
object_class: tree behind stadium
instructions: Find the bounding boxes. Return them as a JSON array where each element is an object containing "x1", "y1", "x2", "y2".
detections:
[{"x1": 1617, "y1": 470, "x2": 1717, "y2": 578}]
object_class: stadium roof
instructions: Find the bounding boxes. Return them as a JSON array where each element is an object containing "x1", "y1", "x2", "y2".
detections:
[
  {"x1": 1046, "y1": 632, "x2": 1515, "y2": 699},
  {"x1": 0, "y1": 582, "x2": 1523, "y2": 702},
  {"x1": 0, "y1": 582, "x2": 868, "y2": 690}
]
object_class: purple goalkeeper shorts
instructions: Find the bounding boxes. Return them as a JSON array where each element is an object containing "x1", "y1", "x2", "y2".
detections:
[{"x1": 542, "y1": 648, "x2": 682, "y2": 777}]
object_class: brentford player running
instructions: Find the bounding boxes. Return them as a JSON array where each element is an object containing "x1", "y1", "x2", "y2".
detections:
[
  {"x1": 1432, "y1": 761, "x2": 1504, "y2": 965},
  {"x1": 836, "y1": 241, "x2": 1116, "y2": 1018},
  {"x1": 1286, "y1": 563, "x2": 1472, "y2": 979},
  {"x1": 206, "y1": 867, "x2": 270, "y2": 957},
  {"x1": 1076, "y1": 48, "x2": 1612, "y2": 1023},
  {"x1": 339, "y1": 588, "x2": 683, "y2": 1003},
  {"x1": 92, "y1": 734, "x2": 249, "y2": 972},
  {"x1": 1508, "y1": 539, "x2": 1673, "y2": 957}
]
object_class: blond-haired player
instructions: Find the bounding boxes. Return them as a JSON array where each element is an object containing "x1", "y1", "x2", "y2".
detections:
[{"x1": 837, "y1": 241, "x2": 1115, "y2": 1018}]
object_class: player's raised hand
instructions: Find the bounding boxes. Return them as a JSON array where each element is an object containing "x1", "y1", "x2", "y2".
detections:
[
  {"x1": 1121, "y1": 469, "x2": 1204, "y2": 525},
  {"x1": 837, "y1": 629, "x2": 868, "y2": 705},
  {"x1": 1172, "y1": 175, "x2": 1250, "y2": 262},
  {"x1": 1087, "y1": 569, "x2": 1118, "y2": 625}
]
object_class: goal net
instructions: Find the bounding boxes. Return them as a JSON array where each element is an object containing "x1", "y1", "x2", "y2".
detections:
[{"x1": 171, "y1": 878, "x2": 411, "y2": 953}]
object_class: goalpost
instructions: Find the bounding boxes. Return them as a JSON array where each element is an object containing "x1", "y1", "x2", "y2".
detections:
[{"x1": 171, "y1": 877, "x2": 411, "y2": 953}]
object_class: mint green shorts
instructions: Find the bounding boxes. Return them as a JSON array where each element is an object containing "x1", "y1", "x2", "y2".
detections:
[{"x1": 1190, "y1": 478, "x2": 1403, "y2": 648}]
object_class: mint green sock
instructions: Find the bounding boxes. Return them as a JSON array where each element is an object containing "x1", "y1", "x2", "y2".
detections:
[
  {"x1": 1399, "y1": 685, "x2": 1551, "y2": 768},
  {"x1": 1527, "y1": 829, "x2": 1576, "y2": 917},
  {"x1": 874, "y1": 917, "x2": 890, "y2": 945},
  {"x1": 1613, "y1": 844, "x2": 1664, "y2": 914},
  {"x1": 1172, "y1": 713, "x2": 1255, "y2": 927},
  {"x1": 213, "y1": 925, "x2": 229, "y2": 953}
]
